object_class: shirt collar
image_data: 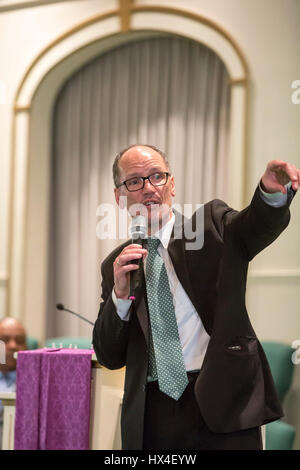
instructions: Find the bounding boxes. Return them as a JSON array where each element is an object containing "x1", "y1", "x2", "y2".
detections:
[{"x1": 149, "y1": 211, "x2": 175, "y2": 249}]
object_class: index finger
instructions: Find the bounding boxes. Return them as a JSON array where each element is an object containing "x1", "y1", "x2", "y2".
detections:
[
  {"x1": 284, "y1": 164, "x2": 300, "y2": 190},
  {"x1": 122, "y1": 244, "x2": 148, "y2": 253}
]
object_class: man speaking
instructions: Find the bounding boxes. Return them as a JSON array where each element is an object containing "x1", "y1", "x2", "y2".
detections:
[{"x1": 92, "y1": 144, "x2": 299, "y2": 450}]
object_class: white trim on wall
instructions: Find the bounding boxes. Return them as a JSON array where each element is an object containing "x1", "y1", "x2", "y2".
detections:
[
  {"x1": 0, "y1": 0, "x2": 83, "y2": 12},
  {"x1": 249, "y1": 269, "x2": 300, "y2": 279}
]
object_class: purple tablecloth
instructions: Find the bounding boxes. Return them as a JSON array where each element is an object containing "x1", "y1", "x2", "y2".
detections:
[{"x1": 14, "y1": 348, "x2": 93, "y2": 450}]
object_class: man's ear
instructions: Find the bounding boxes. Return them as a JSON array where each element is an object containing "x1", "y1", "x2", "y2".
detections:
[
  {"x1": 114, "y1": 187, "x2": 119, "y2": 205},
  {"x1": 170, "y1": 175, "x2": 176, "y2": 197}
]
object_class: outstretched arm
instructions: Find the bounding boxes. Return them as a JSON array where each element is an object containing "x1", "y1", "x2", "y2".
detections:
[
  {"x1": 261, "y1": 160, "x2": 300, "y2": 194},
  {"x1": 222, "y1": 160, "x2": 298, "y2": 261}
]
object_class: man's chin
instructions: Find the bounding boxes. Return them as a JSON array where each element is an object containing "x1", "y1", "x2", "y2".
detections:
[{"x1": 5, "y1": 357, "x2": 17, "y2": 371}]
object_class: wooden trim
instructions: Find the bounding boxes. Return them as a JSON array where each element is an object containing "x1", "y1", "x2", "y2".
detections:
[
  {"x1": 249, "y1": 269, "x2": 300, "y2": 279},
  {"x1": 119, "y1": 0, "x2": 134, "y2": 33},
  {"x1": 242, "y1": 79, "x2": 249, "y2": 207},
  {"x1": 91, "y1": 360, "x2": 102, "y2": 369},
  {"x1": 9, "y1": 1, "x2": 250, "y2": 319},
  {"x1": 14, "y1": 106, "x2": 31, "y2": 113},
  {"x1": 131, "y1": 4, "x2": 249, "y2": 77},
  {"x1": 228, "y1": 78, "x2": 248, "y2": 86},
  {"x1": 0, "y1": 0, "x2": 77, "y2": 13},
  {"x1": 1, "y1": 398, "x2": 16, "y2": 406},
  {"x1": 6, "y1": 110, "x2": 16, "y2": 315},
  {"x1": 14, "y1": 3, "x2": 249, "y2": 108},
  {"x1": 14, "y1": 8, "x2": 118, "y2": 106}
]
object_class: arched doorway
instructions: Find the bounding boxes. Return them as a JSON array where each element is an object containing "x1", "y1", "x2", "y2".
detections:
[
  {"x1": 48, "y1": 34, "x2": 231, "y2": 337},
  {"x1": 8, "y1": 6, "x2": 248, "y2": 341}
]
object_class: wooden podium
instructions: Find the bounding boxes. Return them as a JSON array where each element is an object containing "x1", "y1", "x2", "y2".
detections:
[
  {"x1": 89, "y1": 354, "x2": 125, "y2": 450},
  {"x1": 0, "y1": 353, "x2": 125, "y2": 450}
]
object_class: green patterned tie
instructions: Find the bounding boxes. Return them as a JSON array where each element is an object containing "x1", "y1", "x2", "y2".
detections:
[{"x1": 145, "y1": 237, "x2": 188, "y2": 400}]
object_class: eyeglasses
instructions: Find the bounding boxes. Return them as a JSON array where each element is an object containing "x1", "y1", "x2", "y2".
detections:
[{"x1": 117, "y1": 172, "x2": 170, "y2": 192}]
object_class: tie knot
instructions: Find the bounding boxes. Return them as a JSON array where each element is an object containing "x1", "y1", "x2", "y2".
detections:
[{"x1": 147, "y1": 237, "x2": 161, "y2": 252}]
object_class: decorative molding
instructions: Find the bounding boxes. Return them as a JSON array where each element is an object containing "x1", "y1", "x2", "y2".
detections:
[
  {"x1": 119, "y1": 0, "x2": 134, "y2": 33},
  {"x1": 249, "y1": 269, "x2": 300, "y2": 279},
  {"x1": 5, "y1": 109, "x2": 16, "y2": 314},
  {"x1": 8, "y1": 1, "x2": 250, "y2": 326},
  {"x1": 14, "y1": 106, "x2": 31, "y2": 113},
  {"x1": 92, "y1": 360, "x2": 102, "y2": 369},
  {"x1": 0, "y1": 0, "x2": 81, "y2": 12},
  {"x1": 228, "y1": 78, "x2": 248, "y2": 86},
  {"x1": 14, "y1": 3, "x2": 250, "y2": 109},
  {"x1": 4, "y1": 268, "x2": 293, "y2": 282},
  {"x1": 130, "y1": 4, "x2": 249, "y2": 77},
  {"x1": 14, "y1": 8, "x2": 118, "y2": 107}
]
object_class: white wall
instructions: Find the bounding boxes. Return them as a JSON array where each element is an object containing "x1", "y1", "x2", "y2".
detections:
[
  {"x1": 0, "y1": 0, "x2": 299, "y2": 447},
  {"x1": 0, "y1": 0, "x2": 119, "y2": 316}
]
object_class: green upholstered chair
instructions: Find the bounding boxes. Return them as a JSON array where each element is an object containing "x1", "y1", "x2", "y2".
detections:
[
  {"x1": 261, "y1": 341, "x2": 296, "y2": 450},
  {"x1": 26, "y1": 336, "x2": 39, "y2": 350},
  {"x1": 44, "y1": 336, "x2": 92, "y2": 350},
  {"x1": 265, "y1": 420, "x2": 296, "y2": 450}
]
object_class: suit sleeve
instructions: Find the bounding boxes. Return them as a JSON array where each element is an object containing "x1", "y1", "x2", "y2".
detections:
[
  {"x1": 216, "y1": 185, "x2": 295, "y2": 261},
  {"x1": 92, "y1": 258, "x2": 132, "y2": 370}
]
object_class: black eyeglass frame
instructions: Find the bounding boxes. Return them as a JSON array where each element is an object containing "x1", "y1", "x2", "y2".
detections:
[{"x1": 117, "y1": 172, "x2": 170, "y2": 192}]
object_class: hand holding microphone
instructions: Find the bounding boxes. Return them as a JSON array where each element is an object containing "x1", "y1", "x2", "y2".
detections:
[{"x1": 113, "y1": 215, "x2": 147, "y2": 300}]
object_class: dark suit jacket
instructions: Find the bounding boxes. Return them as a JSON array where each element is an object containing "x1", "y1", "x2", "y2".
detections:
[{"x1": 92, "y1": 186, "x2": 295, "y2": 450}]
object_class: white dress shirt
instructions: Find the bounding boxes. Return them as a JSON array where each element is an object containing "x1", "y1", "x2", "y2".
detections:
[
  {"x1": 112, "y1": 185, "x2": 289, "y2": 372},
  {"x1": 113, "y1": 213, "x2": 210, "y2": 372}
]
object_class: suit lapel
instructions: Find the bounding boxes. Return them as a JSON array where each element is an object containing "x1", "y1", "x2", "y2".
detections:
[
  {"x1": 168, "y1": 211, "x2": 203, "y2": 318},
  {"x1": 167, "y1": 236, "x2": 200, "y2": 315}
]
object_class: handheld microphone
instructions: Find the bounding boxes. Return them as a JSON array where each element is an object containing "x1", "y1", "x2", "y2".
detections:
[
  {"x1": 129, "y1": 215, "x2": 147, "y2": 300},
  {"x1": 56, "y1": 303, "x2": 94, "y2": 326}
]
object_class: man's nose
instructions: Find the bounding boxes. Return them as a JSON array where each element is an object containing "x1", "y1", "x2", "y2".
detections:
[
  {"x1": 142, "y1": 178, "x2": 155, "y2": 192},
  {"x1": 7, "y1": 338, "x2": 17, "y2": 350}
]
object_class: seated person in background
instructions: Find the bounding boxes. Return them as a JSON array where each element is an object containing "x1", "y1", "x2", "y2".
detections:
[{"x1": 0, "y1": 318, "x2": 27, "y2": 447}]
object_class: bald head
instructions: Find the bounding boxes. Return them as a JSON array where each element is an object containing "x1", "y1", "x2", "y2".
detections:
[
  {"x1": 0, "y1": 317, "x2": 25, "y2": 331},
  {"x1": 113, "y1": 144, "x2": 170, "y2": 188},
  {"x1": 0, "y1": 317, "x2": 27, "y2": 372}
]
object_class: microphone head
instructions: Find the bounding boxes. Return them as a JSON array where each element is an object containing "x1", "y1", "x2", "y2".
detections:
[
  {"x1": 56, "y1": 303, "x2": 64, "y2": 310},
  {"x1": 130, "y1": 215, "x2": 147, "y2": 240}
]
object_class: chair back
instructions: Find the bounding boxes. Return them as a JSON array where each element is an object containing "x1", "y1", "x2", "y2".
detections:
[
  {"x1": 26, "y1": 336, "x2": 39, "y2": 350},
  {"x1": 261, "y1": 341, "x2": 294, "y2": 402},
  {"x1": 44, "y1": 336, "x2": 92, "y2": 350}
]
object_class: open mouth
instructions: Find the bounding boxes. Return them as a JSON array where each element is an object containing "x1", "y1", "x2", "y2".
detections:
[{"x1": 143, "y1": 200, "x2": 160, "y2": 206}]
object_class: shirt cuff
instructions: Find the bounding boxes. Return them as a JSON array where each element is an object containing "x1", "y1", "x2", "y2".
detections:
[
  {"x1": 259, "y1": 181, "x2": 291, "y2": 207},
  {"x1": 112, "y1": 288, "x2": 132, "y2": 321}
]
